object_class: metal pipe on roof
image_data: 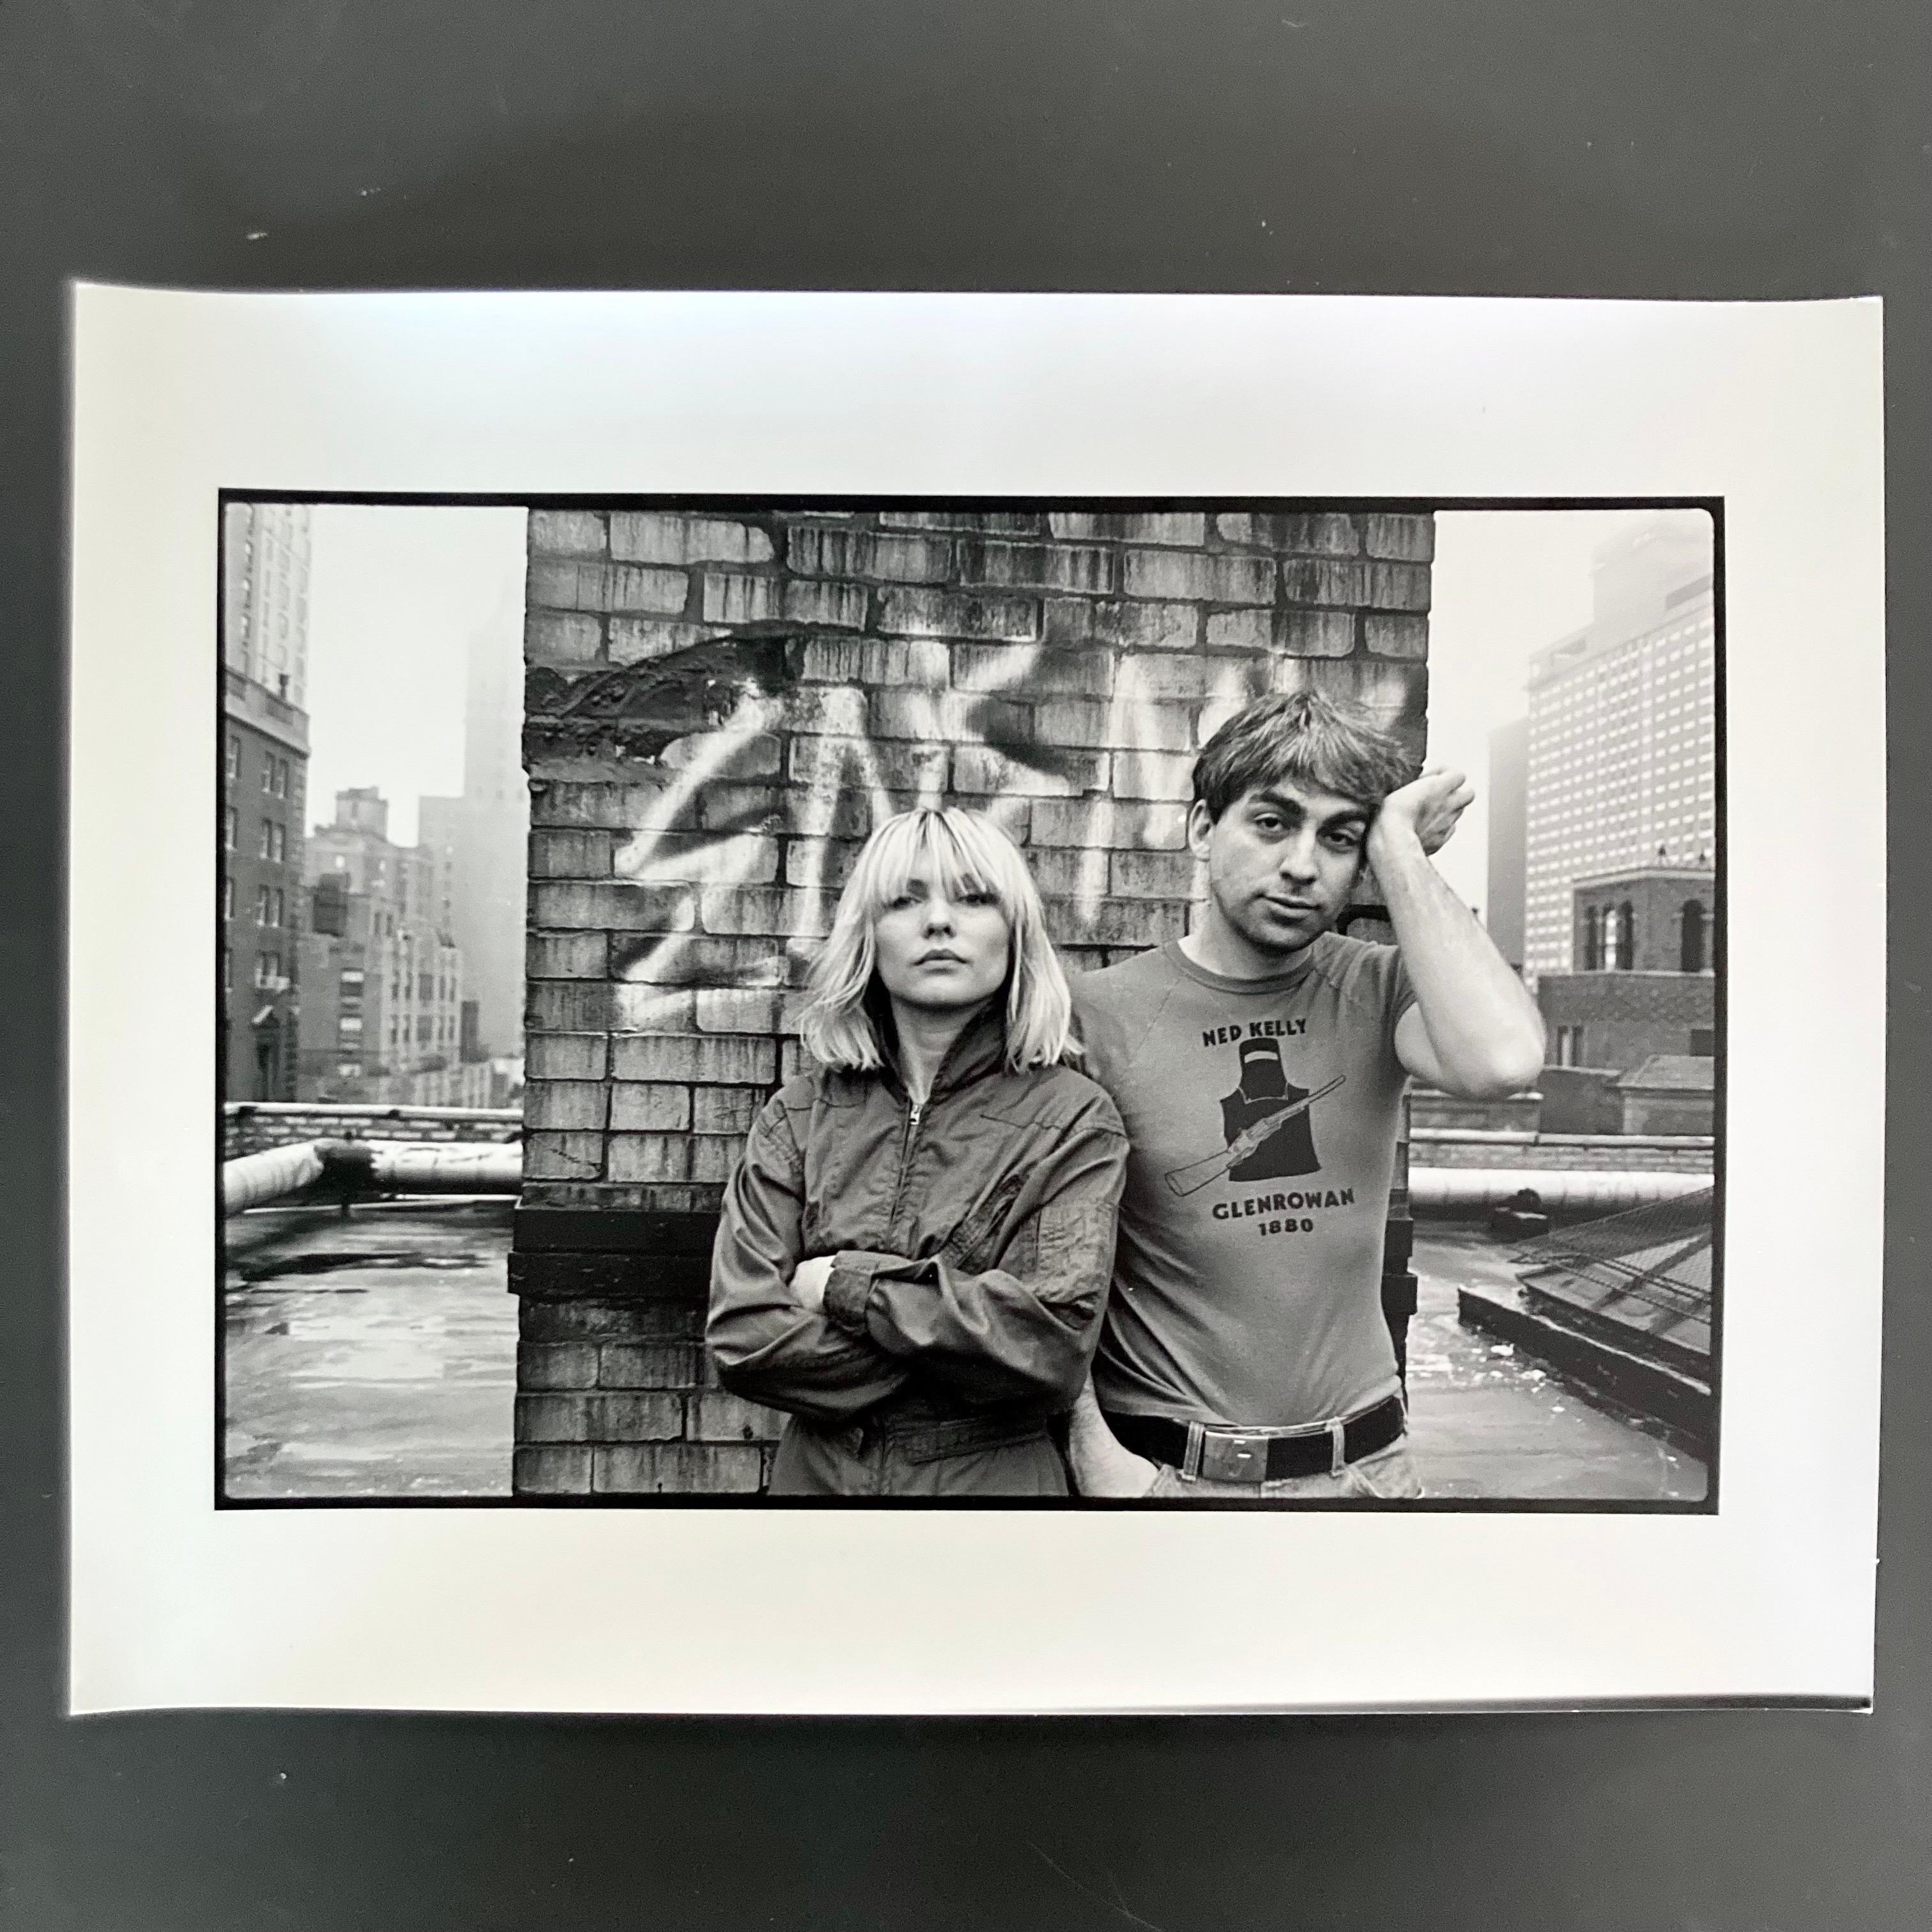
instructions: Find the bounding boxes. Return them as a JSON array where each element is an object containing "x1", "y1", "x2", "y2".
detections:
[
  {"x1": 222, "y1": 1140, "x2": 326, "y2": 1214},
  {"x1": 1409, "y1": 1167, "x2": 1710, "y2": 1215},
  {"x1": 223, "y1": 1138, "x2": 523, "y2": 1215},
  {"x1": 221, "y1": 1140, "x2": 1708, "y2": 1220},
  {"x1": 351, "y1": 1142, "x2": 523, "y2": 1194}
]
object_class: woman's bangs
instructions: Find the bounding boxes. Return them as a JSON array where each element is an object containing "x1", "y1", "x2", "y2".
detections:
[
  {"x1": 864, "y1": 812, "x2": 1012, "y2": 916},
  {"x1": 933, "y1": 816, "x2": 1021, "y2": 914}
]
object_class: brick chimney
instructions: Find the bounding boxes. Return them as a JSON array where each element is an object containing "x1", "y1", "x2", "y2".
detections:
[{"x1": 512, "y1": 504, "x2": 1433, "y2": 1496}]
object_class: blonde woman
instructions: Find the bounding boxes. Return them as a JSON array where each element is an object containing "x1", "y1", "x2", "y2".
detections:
[{"x1": 707, "y1": 807, "x2": 1128, "y2": 1498}]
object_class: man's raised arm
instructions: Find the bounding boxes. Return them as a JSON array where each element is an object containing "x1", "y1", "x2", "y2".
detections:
[{"x1": 1372, "y1": 768, "x2": 1545, "y2": 1101}]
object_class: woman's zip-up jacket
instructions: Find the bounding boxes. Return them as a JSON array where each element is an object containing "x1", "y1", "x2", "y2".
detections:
[{"x1": 706, "y1": 1004, "x2": 1129, "y2": 1494}]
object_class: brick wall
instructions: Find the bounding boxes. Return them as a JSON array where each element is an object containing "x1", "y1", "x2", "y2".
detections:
[
  {"x1": 1407, "y1": 1089, "x2": 1544, "y2": 1134},
  {"x1": 1620, "y1": 1091, "x2": 1716, "y2": 1137},
  {"x1": 1536, "y1": 1066, "x2": 1625, "y2": 1135},
  {"x1": 512, "y1": 502, "x2": 1433, "y2": 1496},
  {"x1": 1536, "y1": 970, "x2": 1716, "y2": 1075},
  {"x1": 514, "y1": 1296, "x2": 779, "y2": 1497},
  {"x1": 1410, "y1": 1133, "x2": 1713, "y2": 1174},
  {"x1": 1572, "y1": 870, "x2": 1717, "y2": 974}
]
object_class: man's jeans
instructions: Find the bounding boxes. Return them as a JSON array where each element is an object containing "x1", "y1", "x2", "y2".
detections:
[{"x1": 1142, "y1": 1433, "x2": 1425, "y2": 1501}]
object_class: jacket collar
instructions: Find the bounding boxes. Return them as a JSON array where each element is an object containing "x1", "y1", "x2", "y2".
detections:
[{"x1": 881, "y1": 995, "x2": 1008, "y2": 1104}]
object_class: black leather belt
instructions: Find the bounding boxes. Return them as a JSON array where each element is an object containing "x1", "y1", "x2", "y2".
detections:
[{"x1": 1102, "y1": 1395, "x2": 1406, "y2": 1483}]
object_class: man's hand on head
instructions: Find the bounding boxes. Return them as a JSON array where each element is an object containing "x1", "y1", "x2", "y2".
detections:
[{"x1": 1372, "y1": 764, "x2": 1474, "y2": 862}]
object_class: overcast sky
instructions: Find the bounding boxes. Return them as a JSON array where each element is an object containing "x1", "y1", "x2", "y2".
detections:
[
  {"x1": 1426, "y1": 507, "x2": 1710, "y2": 910},
  {"x1": 300, "y1": 502, "x2": 1708, "y2": 913},
  {"x1": 304, "y1": 505, "x2": 526, "y2": 847}
]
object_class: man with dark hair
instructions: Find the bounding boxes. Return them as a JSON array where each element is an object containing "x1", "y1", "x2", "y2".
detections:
[{"x1": 1067, "y1": 689, "x2": 1545, "y2": 1499}]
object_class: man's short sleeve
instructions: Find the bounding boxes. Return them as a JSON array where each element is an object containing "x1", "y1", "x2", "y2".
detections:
[{"x1": 1386, "y1": 942, "x2": 1418, "y2": 1038}]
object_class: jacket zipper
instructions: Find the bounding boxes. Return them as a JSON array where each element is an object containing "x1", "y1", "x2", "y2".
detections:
[{"x1": 885, "y1": 1096, "x2": 924, "y2": 1246}]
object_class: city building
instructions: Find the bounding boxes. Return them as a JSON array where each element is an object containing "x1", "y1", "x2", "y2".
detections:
[
  {"x1": 298, "y1": 788, "x2": 472, "y2": 1103},
  {"x1": 416, "y1": 617, "x2": 528, "y2": 1064},
  {"x1": 222, "y1": 502, "x2": 312, "y2": 707},
  {"x1": 1567, "y1": 862, "x2": 1715, "y2": 979},
  {"x1": 1535, "y1": 863, "x2": 1717, "y2": 1135},
  {"x1": 1485, "y1": 715, "x2": 1528, "y2": 971},
  {"x1": 220, "y1": 503, "x2": 312, "y2": 1101},
  {"x1": 415, "y1": 795, "x2": 464, "y2": 953},
  {"x1": 1522, "y1": 519, "x2": 1716, "y2": 976}
]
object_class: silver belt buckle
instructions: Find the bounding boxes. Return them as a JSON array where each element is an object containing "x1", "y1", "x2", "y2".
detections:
[{"x1": 1195, "y1": 1425, "x2": 1276, "y2": 1483}]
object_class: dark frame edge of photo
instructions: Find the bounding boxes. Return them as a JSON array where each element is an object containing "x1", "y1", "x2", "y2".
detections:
[{"x1": 213, "y1": 489, "x2": 1727, "y2": 1517}]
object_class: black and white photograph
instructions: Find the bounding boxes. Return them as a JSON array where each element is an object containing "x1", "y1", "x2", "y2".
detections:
[
  {"x1": 17, "y1": 6, "x2": 1924, "y2": 1921},
  {"x1": 66, "y1": 286, "x2": 1880, "y2": 1716},
  {"x1": 218, "y1": 493, "x2": 1720, "y2": 1512}
]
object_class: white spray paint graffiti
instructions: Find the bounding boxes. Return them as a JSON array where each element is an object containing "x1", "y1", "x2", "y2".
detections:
[
  {"x1": 601, "y1": 631, "x2": 1413, "y2": 1036},
  {"x1": 602, "y1": 636, "x2": 1218, "y2": 1034}
]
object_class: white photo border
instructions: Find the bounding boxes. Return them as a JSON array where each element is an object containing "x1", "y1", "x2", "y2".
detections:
[{"x1": 69, "y1": 288, "x2": 1885, "y2": 1713}]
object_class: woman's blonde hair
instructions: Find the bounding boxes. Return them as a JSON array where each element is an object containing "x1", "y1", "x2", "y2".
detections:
[{"x1": 797, "y1": 806, "x2": 1076, "y2": 1075}]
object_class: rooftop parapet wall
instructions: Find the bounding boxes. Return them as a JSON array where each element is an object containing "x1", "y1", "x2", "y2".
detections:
[{"x1": 519, "y1": 503, "x2": 1434, "y2": 1222}]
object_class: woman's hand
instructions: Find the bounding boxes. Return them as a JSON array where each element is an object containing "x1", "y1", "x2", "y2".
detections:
[
  {"x1": 1065, "y1": 1378, "x2": 1163, "y2": 1498},
  {"x1": 790, "y1": 1254, "x2": 835, "y2": 1314}
]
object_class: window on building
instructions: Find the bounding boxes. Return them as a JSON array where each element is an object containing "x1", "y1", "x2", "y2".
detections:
[
  {"x1": 222, "y1": 948, "x2": 231, "y2": 992},
  {"x1": 1680, "y1": 900, "x2": 1708, "y2": 974},
  {"x1": 337, "y1": 1062, "x2": 363, "y2": 1080},
  {"x1": 1553, "y1": 1025, "x2": 1584, "y2": 1066},
  {"x1": 261, "y1": 759, "x2": 275, "y2": 793},
  {"x1": 225, "y1": 737, "x2": 240, "y2": 783},
  {"x1": 272, "y1": 758, "x2": 289, "y2": 798},
  {"x1": 1581, "y1": 907, "x2": 1603, "y2": 971},
  {"x1": 222, "y1": 876, "x2": 234, "y2": 921},
  {"x1": 222, "y1": 806, "x2": 236, "y2": 851},
  {"x1": 341, "y1": 1016, "x2": 363, "y2": 1036},
  {"x1": 1607, "y1": 901, "x2": 1636, "y2": 970},
  {"x1": 341, "y1": 969, "x2": 364, "y2": 988},
  {"x1": 254, "y1": 951, "x2": 281, "y2": 988},
  {"x1": 255, "y1": 884, "x2": 273, "y2": 926}
]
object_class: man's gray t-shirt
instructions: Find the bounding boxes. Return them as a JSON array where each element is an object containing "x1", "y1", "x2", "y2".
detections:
[{"x1": 1072, "y1": 935, "x2": 1415, "y2": 1429}]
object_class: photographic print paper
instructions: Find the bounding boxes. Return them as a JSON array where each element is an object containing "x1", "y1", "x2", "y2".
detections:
[{"x1": 68, "y1": 289, "x2": 1882, "y2": 1714}]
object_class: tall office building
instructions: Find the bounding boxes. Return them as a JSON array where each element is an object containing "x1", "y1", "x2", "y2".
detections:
[
  {"x1": 416, "y1": 795, "x2": 464, "y2": 950},
  {"x1": 222, "y1": 503, "x2": 312, "y2": 707},
  {"x1": 1522, "y1": 520, "x2": 1717, "y2": 975},
  {"x1": 418, "y1": 613, "x2": 528, "y2": 1062},
  {"x1": 220, "y1": 503, "x2": 312, "y2": 1101},
  {"x1": 1486, "y1": 716, "x2": 1529, "y2": 972}
]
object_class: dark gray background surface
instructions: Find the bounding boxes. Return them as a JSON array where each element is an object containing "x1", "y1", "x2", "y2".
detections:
[{"x1": 4, "y1": 3, "x2": 1926, "y2": 1927}]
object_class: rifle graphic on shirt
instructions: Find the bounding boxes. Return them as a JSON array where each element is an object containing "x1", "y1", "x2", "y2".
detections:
[{"x1": 1163, "y1": 1075, "x2": 1347, "y2": 1198}]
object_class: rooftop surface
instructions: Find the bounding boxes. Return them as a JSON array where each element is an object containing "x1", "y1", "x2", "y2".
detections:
[{"x1": 222, "y1": 1200, "x2": 1705, "y2": 1505}]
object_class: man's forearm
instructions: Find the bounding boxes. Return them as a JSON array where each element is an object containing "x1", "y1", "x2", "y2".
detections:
[
  {"x1": 1370, "y1": 826, "x2": 1545, "y2": 1098},
  {"x1": 1066, "y1": 1379, "x2": 1160, "y2": 1498}
]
